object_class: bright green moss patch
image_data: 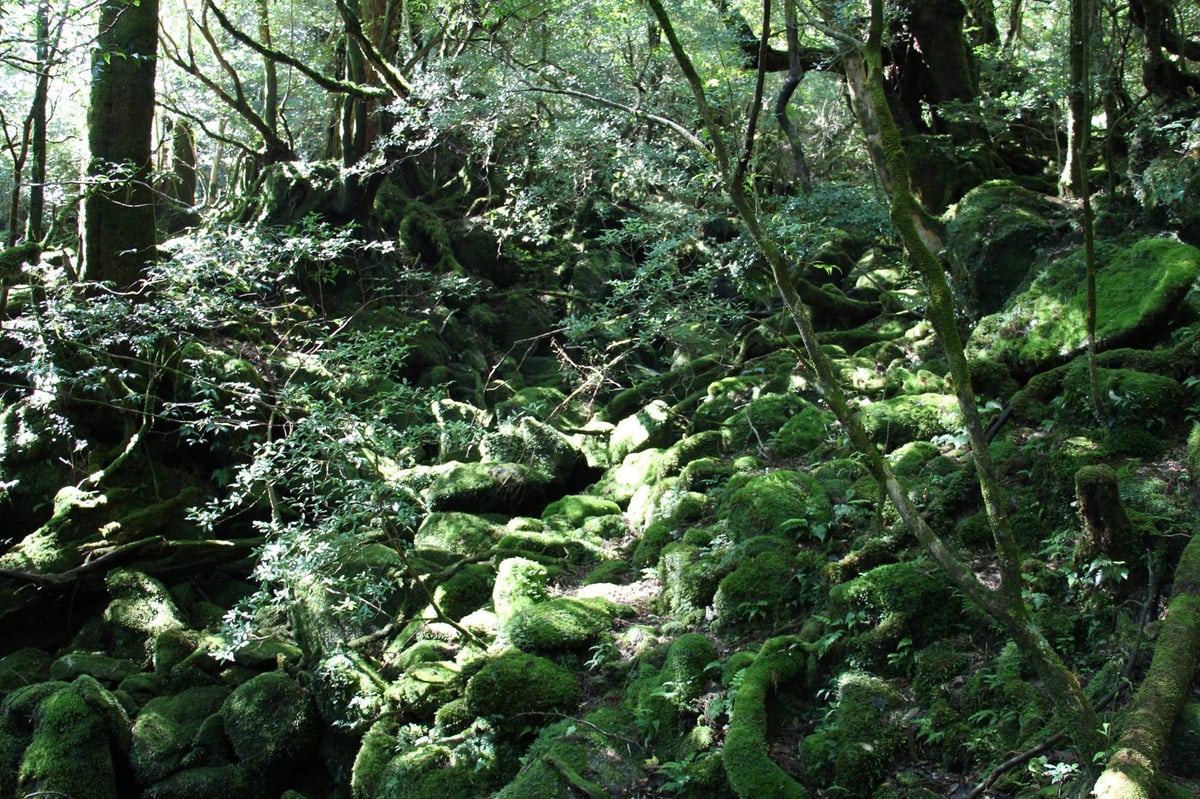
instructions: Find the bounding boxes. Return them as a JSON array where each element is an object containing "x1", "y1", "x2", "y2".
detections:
[
  {"x1": 968, "y1": 237, "x2": 1200, "y2": 373},
  {"x1": 504, "y1": 596, "x2": 625, "y2": 653},
  {"x1": 221, "y1": 672, "x2": 318, "y2": 779},
  {"x1": 712, "y1": 550, "x2": 799, "y2": 635},
  {"x1": 720, "y1": 469, "x2": 832, "y2": 543},
  {"x1": 541, "y1": 494, "x2": 622, "y2": 524},
  {"x1": 415, "y1": 512, "x2": 504, "y2": 557},
  {"x1": 464, "y1": 651, "x2": 580, "y2": 718},
  {"x1": 130, "y1": 686, "x2": 231, "y2": 784},
  {"x1": 858, "y1": 392, "x2": 962, "y2": 447}
]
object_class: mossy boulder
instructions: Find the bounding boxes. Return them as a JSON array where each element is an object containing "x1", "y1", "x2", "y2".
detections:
[
  {"x1": 142, "y1": 764, "x2": 262, "y2": 799},
  {"x1": 659, "y1": 633, "x2": 717, "y2": 706},
  {"x1": 420, "y1": 461, "x2": 558, "y2": 515},
  {"x1": 0, "y1": 648, "x2": 51, "y2": 693},
  {"x1": 1059, "y1": 365, "x2": 1183, "y2": 429},
  {"x1": 712, "y1": 548, "x2": 799, "y2": 634},
  {"x1": 103, "y1": 568, "x2": 189, "y2": 665},
  {"x1": 593, "y1": 447, "x2": 670, "y2": 506},
  {"x1": 480, "y1": 416, "x2": 584, "y2": 478},
  {"x1": 720, "y1": 469, "x2": 832, "y2": 543},
  {"x1": 415, "y1": 512, "x2": 504, "y2": 557},
  {"x1": 541, "y1": 494, "x2": 622, "y2": 525},
  {"x1": 722, "y1": 393, "x2": 809, "y2": 453},
  {"x1": 49, "y1": 652, "x2": 141, "y2": 685},
  {"x1": 432, "y1": 562, "x2": 495, "y2": 620},
  {"x1": 609, "y1": 399, "x2": 681, "y2": 462},
  {"x1": 858, "y1": 392, "x2": 962, "y2": 447},
  {"x1": 463, "y1": 651, "x2": 580, "y2": 718},
  {"x1": 493, "y1": 708, "x2": 643, "y2": 798},
  {"x1": 504, "y1": 596, "x2": 625, "y2": 653},
  {"x1": 311, "y1": 650, "x2": 389, "y2": 732},
  {"x1": 829, "y1": 562, "x2": 959, "y2": 671},
  {"x1": 492, "y1": 557, "x2": 550, "y2": 627},
  {"x1": 130, "y1": 686, "x2": 231, "y2": 784},
  {"x1": 967, "y1": 237, "x2": 1200, "y2": 374},
  {"x1": 628, "y1": 475, "x2": 708, "y2": 530},
  {"x1": 17, "y1": 675, "x2": 130, "y2": 799},
  {"x1": 771, "y1": 404, "x2": 832, "y2": 460},
  {"x1": 944, "y1": 180, "x2": 1071, "y2": 315},
  {"x1": 658, "y1": 543, "x2": 722, "y2": 624},
  {"x1": 824, "y1": 672, "x2": 906, "y2": 798},
  {"x1": 221, "y1": 672, "x2": 318, "y2": 782}
]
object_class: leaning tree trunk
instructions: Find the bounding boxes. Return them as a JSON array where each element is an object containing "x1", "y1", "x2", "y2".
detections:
[{"x1": 83, "y1": 0, "x2": 160, "y2": 289}]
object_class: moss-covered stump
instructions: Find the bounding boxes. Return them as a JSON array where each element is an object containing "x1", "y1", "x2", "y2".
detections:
[
  {"x1": 967, "y1": 237, "x2": 1200, "y2": 374},
  {"x1": 221, "y1": 671, "x2": 319, "y2": 785},
  {"x1": 723, "y1": 636, "x2": 810, "y2": 799},
  {"x1": 1074, "y1": 464, "x2": 1140, "y2": 565},
  {"x1": 463, "y1": 651, "x2": 580, "y2": 719},
  {"x1": 504, "y1": 596, "x2": 625, "y2": 653},
  {"x1": 17, "y1": 675, "x2": 131, "y2": 799},
  {"x1": 944, "y1": 180, "x2": 1072, "y2": 316},
  {"x1": 130, "y1": 685, "x2": 231, "y2": 785},
  {"x1": 720, "y1": 469, "x2": 832, "y2": 543}
]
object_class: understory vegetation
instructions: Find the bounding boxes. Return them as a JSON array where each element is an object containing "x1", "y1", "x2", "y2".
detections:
[{"x1": 3, "y1": 0, "x2": 1200, "y2": 798}]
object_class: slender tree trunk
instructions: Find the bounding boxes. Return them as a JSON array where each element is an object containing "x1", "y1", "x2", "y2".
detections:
[
  {"x1": 83, "y1": 0, "x2": 160, "y2": 288},
  {"x1": 255, "y1": 0, "x2": 280, "y2": 139},
  {"x1": 773, "y1": 0, "x2": 812, "y2": 194},
  {"x1": 25, "y1": 0, "x2": 52, "y2": 244}
]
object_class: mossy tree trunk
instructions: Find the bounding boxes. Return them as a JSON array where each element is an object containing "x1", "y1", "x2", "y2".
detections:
[
  {"x1": 646, "y1": 0, "x2": 1106, "y2": 767},
  {"x1": 1093, "y1": 526, "x2": 1200, "y2": 798},
  {"x1": 83, "y1": 0, "x2": 160, "y2": 289}
]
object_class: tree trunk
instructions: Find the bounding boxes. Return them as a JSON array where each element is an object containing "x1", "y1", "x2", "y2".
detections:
[
  {"x1": 1074, "y1": 465, "x2": 1136, "y2": 564},
  {"x1": 83, "y1": 0, "x2": 160, "y2": 289},
  {"x1": 25, "y1": 0, "x2": 52, "y2": 244},
  {"x1": 1060, "y1": 0, "x2": 1092, "y2": 198}
]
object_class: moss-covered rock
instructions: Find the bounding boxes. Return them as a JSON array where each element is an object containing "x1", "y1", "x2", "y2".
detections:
[
  {"x1": 944, "y1": 180, "x2": 1072, "y2": 316},
  {"x1": 221, "y1": 672, "x2": 318, "y2": 781},
  {"x1": 658, "y1": 543, "x2": 722, "y2": 624},
  {"x1": 593, "y1": 447, "x2": 669, "y2": 505},
  {"x1": 858, "y1": 392, "x2": 962, "y2": 448},
  {"x1": 142, "y1": 764, "x2": 262, "y2": 799},
  {"x1": 463, "y1": 651, "x2": 580, "y2": 719},
  {"x1": 712, "y1": 549, "x2": 799, "y2": 635},
  {"x1": 492, "y1": 557, "x2": 550, "y2": 627},
  {"x1": 431, "y1": 562, "x2": 495, "y2": 621},
  {"x1": 415, "y1": 512, "x2": 504, "y2": 557},
  {"x1": 49, "y1": 652, "x2": 141, "y2": 685},
  {"x1": 480, "y1": 416, "x2": 584, "y2": 479},
  {"x1": 968, "y1": 237, "x2": 1200, "y2": 374},
  {"x1": 130, "y1": 685, "x2": 231, "y2": 784},
  {"x1": 628, "y1": 475, "x2": 708, "y2": 530},
  {"x1": 310, "y1": 650, "x2": 389, "y2": 732},
  {"x1": 826, "y1": 672, "x2": 905, "y2": 797},
  {"x1": 609, "y1": 399, "x2": 681, "y2": 462},
  {"x1": 103, "y1": 568, "x2": 189, "y2": 666},
  {"x1": 420, "y1": 461, "x2": 558, "y2": 515},
  {"x1": 541, "y1": 494, "x2": 622, "y2": 525},
  {"x1": 722, "y1": 393, "x2": 809, "y2": 454},
  {"x1": 1059, "y1": 365, "x2": 1184, "y2": 430},
  {"x1": 720, "y1": 469, "x2": 832, "y2": 543},
  {"x1": 17, "y1": 675, "x2": 130, "y2": 799},
  {"x1": 0, "y1": 648, "x2": 51, "y2": 693},
  {"x1": 504, "y1": 597, "x2": 624, "y2": 653}
]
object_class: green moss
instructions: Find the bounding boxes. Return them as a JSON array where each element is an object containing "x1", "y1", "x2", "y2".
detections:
[
  {"x1": 663, "y1": 431, "x2": 726, "y2": 472},
  {"x1": 593, "y1": 448, "x2": 669, "y2": 505},
  {"x1": 49, "y1": 652, "x2": 141, "y2": 686},
  {"x1": 826, "y1": 672, "x2": 905, "y2": 797},
  {"x1": 18, "y1": 676, "x2": 129, "y2": 799},
  {"x1": 103, "y1": 568, "x2": 189, "y2": 665},
  {"x1": 723, "y1": 637, "x2": 809, "y2": 799},
  {"x1": 720, "y1": 469, "x2": 832, "y2": 543},
  {"x1": 480, "y1": 416, "x2": 583, "y2": 478},
  {"x1": 660, "y1": 633, "x2": 717, "y2": 706},
  {"x1": 769, "y1": 404, "x2": 832, "y2": 460},
  {"x1": 1167, "y1": 703, "x2": 1200, "y2": 778},
  {"x1": 968, "y1": 237, "x2": 1200, "y2": 373},
  {"x1": 712, "y1": 552, "x2": 799, "y2": 635},
  {"x1": 722, "y1": 393, "x2": 808, "y2": 453},
  {"x1": 628, "y1": 476, "x2": 709, "y2": 530},
  {"x1": 858, "y1": 393, "x2": 962, "y2": 448},
  {"x1": 633, "y1": 520, "x2": 676, "y2": 568},
  {"x1": 416, "y1": 512, "x2": 505, "y2": 557},
  {"x1": 142, "y1": 764, "x2": 262, "y2": 799},
  {"x1": 658, "y1": 543, "x2": 722, "y2": 624},
  {"x1": 504, "y1": 597, "x2": 623, "y2": 653},
  {"x1": 610, "y1": 399, "x2": 680, "y2": 462},
  {"x1": 583, "y1": 559, "x2": 633, "y2": 585},
  {"x1": 912, "y1": 643, "x2": 969, "y2": 703},
  {"x1": 464, "y1": 651, "x2": 580, "y2": 719},
  {"x1": 221, "y1": 672, "x2": 318, "y2": 779},
  {"x1": 541, "y1": 494, "x2": 622, "y2": 525},
  {"x1": 492, "y1": 557, "x2": 550, "y2": 626},
  {"x1": 432, "y1": 562, "x2": 495, "y2": 620},
  {"x1": 130, "y1": 686, "x2": 230, "y2": 784},
  {"x1": 0, "y1": 648, "x2": 50, "y2": 694}
]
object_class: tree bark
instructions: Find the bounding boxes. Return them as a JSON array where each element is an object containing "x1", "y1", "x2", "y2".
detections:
[{"x1": 83, "y1": 0, "x2": 160, "y2": 288}]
